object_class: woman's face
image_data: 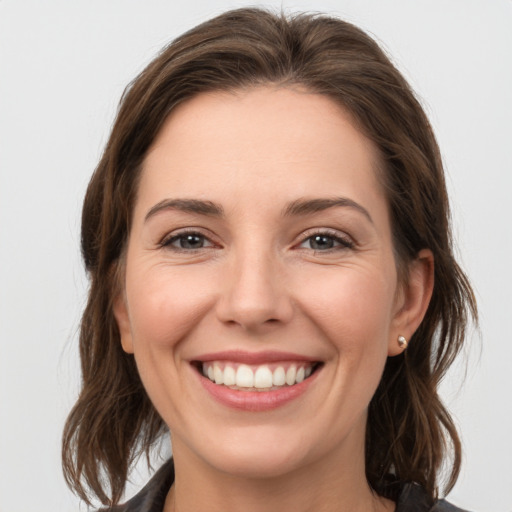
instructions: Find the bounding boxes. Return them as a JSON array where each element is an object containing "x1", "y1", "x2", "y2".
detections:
[{"x1": 115, "y1": 87, "x2": 427, "y2": 479}]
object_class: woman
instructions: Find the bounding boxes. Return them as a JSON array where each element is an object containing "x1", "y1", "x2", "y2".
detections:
[{"x1": 62, "y1": 8, "x2": 477, "y2": 512}]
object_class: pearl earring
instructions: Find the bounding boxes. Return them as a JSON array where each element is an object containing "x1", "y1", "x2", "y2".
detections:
[{"x1": 397, "y1": 335, "x2": 408, "y2": 349}]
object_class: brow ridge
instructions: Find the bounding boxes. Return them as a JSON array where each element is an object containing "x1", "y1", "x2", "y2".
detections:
[
  {"x1": 283, "y1": 197, "x2": 373, "y2": 223},
  {"x1": 145, "y1": 198, "x2": 224, "y2": 221},
  {"x1": 145, "y1": 196, "x2": 372, "y2": 223}
]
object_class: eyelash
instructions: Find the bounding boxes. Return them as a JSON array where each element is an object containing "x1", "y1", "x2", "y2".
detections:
[
  {"x1": 160, "y1": 228, "x2": 354, "y2": 253},
  {"x1": 160, "y1": 229, "x2": 215, "y2": 252},
  {"x1": 297, "y1": 229, "x2": 355, "y2": 252}
]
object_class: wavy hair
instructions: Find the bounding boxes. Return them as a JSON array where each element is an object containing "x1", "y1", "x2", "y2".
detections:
[{"x1": 62, "y1": 7, "x2": 477, "y2": 506}]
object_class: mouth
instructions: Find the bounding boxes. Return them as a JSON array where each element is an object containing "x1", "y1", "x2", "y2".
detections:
[
  {"x1": 195, "y1": 361, "x2": 321, "y2": 391},
  {"x1": 190, "y1": 351, "x2": 323, "y2": 410}
]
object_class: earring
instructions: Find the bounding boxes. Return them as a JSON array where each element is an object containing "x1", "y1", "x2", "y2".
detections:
[{"x1": 397, "y1": 335, "x2": 408, "y2": 349}]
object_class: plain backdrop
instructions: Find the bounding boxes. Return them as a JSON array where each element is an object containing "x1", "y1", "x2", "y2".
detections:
[{"x1": 1, "y1": 1, "x2": 511, "y2": 511}]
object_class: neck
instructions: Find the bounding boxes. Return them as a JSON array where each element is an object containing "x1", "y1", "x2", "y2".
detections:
[{"x1": 164, "y1": 434, "x2": 395, "y2": 512}]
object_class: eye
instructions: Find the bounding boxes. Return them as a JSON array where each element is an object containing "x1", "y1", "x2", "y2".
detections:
[
  {"x1": 299, "y1": 232, "x2": 354, "y2": 251},
  {"x1": 162, "y1": 231, "x2": 214, "y2": 250}
]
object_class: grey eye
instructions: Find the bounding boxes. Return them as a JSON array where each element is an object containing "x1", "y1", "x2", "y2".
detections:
[
  {"x1": 179, "y1": 234, "x2": 205, "y2": 249},
  {"x1": 299, "y1": 233, "x2": 354, "y2": 251},
  {"x1": 167, "y1": 233, "x2": 213, "y2": 250},
  {"x1": 308, "y1": 235, "x2": 336, "y2": 250}
]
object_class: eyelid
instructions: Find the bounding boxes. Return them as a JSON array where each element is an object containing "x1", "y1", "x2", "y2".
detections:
[
  {"x1": 295, "y1": 228, "x2": 355, "y2": 250},
  {"x1": 157, "y1": 226, "x2": 354, "y2": 252},
  {"x1": 159, "y1": 227, "x2": 218, "y2": 249}
]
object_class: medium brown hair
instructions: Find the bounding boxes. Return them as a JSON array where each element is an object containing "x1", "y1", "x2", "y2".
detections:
[{"x1": 62, "y1": 7, "x2": 477, "y2": 506}]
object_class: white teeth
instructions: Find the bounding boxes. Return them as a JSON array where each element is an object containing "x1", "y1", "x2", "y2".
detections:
[
  {"x1": 223, "y1": 365, "x2": 236, "y2": 386},
  {"x1": 285, "y1": 366, "x2": 297, "y2": 386},
  {"x1": 202, "y1": 362, "x2": 316, "y2": 388},
  {"x1": 213, "y1": 364, "x2": 224, "y2": 385},
  {"x1": 254, "y1": 366, "x2": 273, "y2": 388},
  {"x1": 236, "y1": 364, "x2": 254, "y2": 387},
  {"x1": 273, "y1": 366, "x2": 286, "y2": 386}
]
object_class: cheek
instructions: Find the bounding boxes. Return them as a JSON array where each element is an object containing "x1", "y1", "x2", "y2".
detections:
[
  {"x1": 289, "y1": 266, "x2": 397, "y2": 443},
  {"x1": 126, "y1": 265, "x2": 213, "y2": 353},
  {"x1": 294, "y1": 263, "x2": 397, "y2": 409},
  {"x1": 123, "y1": 265, "x2": 217, "y2": 426},
  {"x1": 297, "y1": 265, "x2": 397, "y2": 349}
]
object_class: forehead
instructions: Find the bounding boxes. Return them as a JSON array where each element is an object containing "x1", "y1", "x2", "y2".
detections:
[{"x1": 137, "y1": 87, "x2": 386, "y2": 220}]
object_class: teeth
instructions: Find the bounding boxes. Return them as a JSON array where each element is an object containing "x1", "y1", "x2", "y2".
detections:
[
  {"x1": 202, "y1": 362, "x2": 316, "y2": 389},
  {"x1": 285, "y1": 366, "x2": 296, "y2": 386},
  {"x1": 223, "y1": 365, "x2": 236, "y2": 386},
  {"x1": 273, "y1": 366, "x2": 286, "y2": 386},
  {"x1": 236, "y1": 365, "x2": 254, "y2": 387},
  {"x1": 213, "y1": 364, "x2": 224, "y2": 385},
  {"x1": 254, "y1": 366, "x2": 273, "y2": 388}
]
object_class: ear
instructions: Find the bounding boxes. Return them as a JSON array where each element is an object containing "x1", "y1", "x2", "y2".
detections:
[
  {"x1": 113, "y1": 292, "x2": 134, "y2": 354},
  {"x1": 388, "y1": 249, "x2": 434, "y2": 356}
]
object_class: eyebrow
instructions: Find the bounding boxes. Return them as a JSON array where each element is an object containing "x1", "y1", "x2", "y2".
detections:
[
  {"x1": 145, "y1": 198, "x2": 224, "y2": 222},
  {"x1": 283, "y1": 197, "x2": 373, "y2": 223},
  {"x1": 144, "y1": 196, "x2": 373, "y2": 223}
]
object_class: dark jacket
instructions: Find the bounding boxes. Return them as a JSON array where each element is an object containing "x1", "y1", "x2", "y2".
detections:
[{"x1": 103, "y1": 459, "x2": 470, "y2": 512}]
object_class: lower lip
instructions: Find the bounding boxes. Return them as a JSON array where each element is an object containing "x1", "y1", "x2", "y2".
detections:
[{"x1": 197, "y1": 368, "x2": 320, "y2": 412}]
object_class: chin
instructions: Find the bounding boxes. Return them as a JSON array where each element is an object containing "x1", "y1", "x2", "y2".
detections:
[
  {"x1": 209, "y1": 447, "x2": 308, "y2": 480},
  {"x1": 182, "y1": 425, "x2": 322, "y2": 480}
]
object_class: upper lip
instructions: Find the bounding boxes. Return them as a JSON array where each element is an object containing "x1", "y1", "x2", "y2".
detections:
[{"x1": 191, "y1": 350, "x2": 319, "y2": 365}]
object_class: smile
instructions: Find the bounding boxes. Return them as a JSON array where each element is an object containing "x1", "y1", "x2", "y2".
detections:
[
  {"x1": 192, "y1": 352, "x2": 323, "y2": 411},
  {"x1": 201, "y1": 362, "x2": 316, "y2": 390}
]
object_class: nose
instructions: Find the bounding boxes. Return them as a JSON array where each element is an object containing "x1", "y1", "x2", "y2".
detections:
[{"x1": 215, "y1": 247, "x2": 294, "y2": 332}]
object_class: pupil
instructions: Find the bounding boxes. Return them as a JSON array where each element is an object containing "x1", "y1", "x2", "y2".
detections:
[
  {"x1": 181, "y1": 234, "x2": 203, "y2": 249},
  {"x1": 311, "y1": 235, "x2": 333, "y2": 250}
]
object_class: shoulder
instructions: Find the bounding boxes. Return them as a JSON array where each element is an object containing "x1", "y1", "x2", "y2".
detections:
[
  {"x1": 97, "y1": 459, "x2": 175, "y2": 512},
  {"x1": 396, "y1": 483, "x2": 472, "y2": 512}
]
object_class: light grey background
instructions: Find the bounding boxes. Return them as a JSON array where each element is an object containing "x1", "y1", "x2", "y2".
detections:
[{"x1": 1, "y1": 1, "x2": 511, "y2": 511}]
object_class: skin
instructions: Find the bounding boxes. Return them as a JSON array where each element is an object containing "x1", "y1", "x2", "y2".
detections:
[{"x1": 114, "y1": 87, "x2": 434, "y2": 512}]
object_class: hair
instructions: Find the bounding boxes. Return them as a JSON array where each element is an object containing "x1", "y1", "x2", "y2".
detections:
[{"x1": 62, "y1": 7, "x2": 477, "y2": 507}]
